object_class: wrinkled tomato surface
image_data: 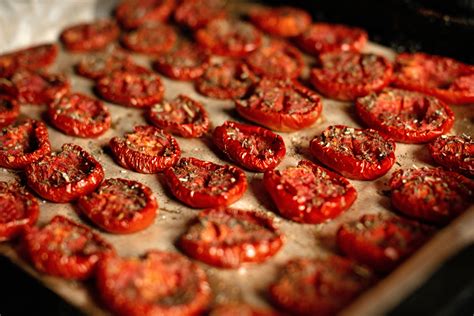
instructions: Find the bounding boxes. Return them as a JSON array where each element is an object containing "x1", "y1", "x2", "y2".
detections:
[
  {"x1": 121, "y1": 22, "x2": 176, "y2": 55},
  {"x1": 115, "y1": 0, "x2": 176, "y2": 30},
  {"x1": 428, "y1": 134, "x2": 473, "y2": 177},
  {"x1": 249, "y1": 6, "x2": 311, "y2": 37},
  {"x1": 0, "y1": 43, "x2": 58, "y2": 78},
  {"x1": 60, "y1": 20, "x2": 119, "y2": 52},
  {"x1": 210, "y1": 304, "x2": 280, "y2": 316},
  {"x1": 0, "y1": 94, "x2": 19, "y2": 127},
  {"x1": 174, "y1": 0, "x2": 227, "y2": 30}
]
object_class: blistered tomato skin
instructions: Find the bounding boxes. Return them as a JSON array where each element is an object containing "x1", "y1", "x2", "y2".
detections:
[
  {"x1": 213, "y1": 121, "x2": 286, "y2": 172},
  {"x1": 355, "y1": 88, "x2": 455, "y2": 144},
  {"x1": 0, "y1": 43, "x2": 58, "y2": 78},
  {"x1": 0, "y1": 119, "x2": 51, "y2": 169},
  {"x1": 389, "y1": 167, "x2": 474, "y2": 224},
  {"x1": 174, "y1": 0, "x2": 227, "y2": 30},
  {"x1": 24, "y1": 215, "x2": 114, "y2": 280},
  {"x1": 263, "y1": 160, "x2": 357, "y2": 224},
  {"x1": 428, "y1": 135, "x2": 474, "y2": 177},
  {"x1": 164, "y1": 157, "x2": 247, "y2": 208},
  {"x1": 115, "y1": 0, "x2": 176, "y2": 30},
  {"x1": 109, "y1": 125, "x2": 181, "y2": 174},
  {"x1": 60, "y1": 20, "x2": 119, "y2": 52},
  {"x1": 25, "y1": 143, "x2": 104, "y2": 203},
  {"x1": 310, "y1": 125, "x2": 396, "y2": 180},
  {"x1": 121, "y1": 23, "x2": 176, "y2": 55},
  {"x1": 77, "y1": 178, "x2": 158, "y2": 234},
  {"x1": 235, "y1": 78, "x2": 323, "y2": 132},
  {"x1": 96, "y1": 251, "x2": 211, "y2": 316},
  {"x1": 249, "y1": 6, "x2": 311, "y2": 37},
  {"x1": 179, "y1": 208, "x2": 284, "y2": 268},
  {"x1": 0, "y1": 181, "x2": 39, "y2": 242},
  {"x1": 0, "y1": 95, "x2": 20, "y2": 127}
]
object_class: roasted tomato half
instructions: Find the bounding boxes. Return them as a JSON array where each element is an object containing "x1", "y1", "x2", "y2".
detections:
[
  {"x1": 392, "y1": 52, "x2": 474, "y2": 105},
  {"x1": 147, "y1": 94, "x2": 210, "y2": 138},
  {"x1": 60, "y1": 20, "x2": 119, "y2": 52},
  {"x1": 263, "y1": 160, "x2": 357, "y2": 224},
  {"x1": 269, "y1": 256, "x2": 374, "y2": 315},
  {"x1": 110, "y1": 125, "x2": 181, "y2": 173},
  {"x1": 0, "y1": 94, "x2": 20, "y2": 127},
  {"x1": 428, "y1": 134, "x2": 473, "y2": 177},
  {"x1": 164, "y1": 157, "x2": 247, "y2": 208},
  {"x1": 337, "y1": 214, "x2": 435, "y2": 273},
  {"x1": 0, "y1": 181, "x2": 39, "y2": 241},
  {"x1": 310, "y1": 52, "x2": 393, "y2": 101},
  {"x1": 235, "y1": 78, "x2": 322, "y2": 132},
  {"x1": 121, "y1": 22, "x2": 176, "y2": 55},
  {"x1": 0, "y1": 119, "x2": 51, "y2": 169},
  {"x1": 174, "y1": 0, "x2": 227, "y2": 30},
  {"x1": 355, "y1": 88, "x2": 455, "y2": 143},
  {"x1": 77, "y1": 178, "x2": 158, "y2": 234},
  {"x1": 248, "y1": 6, "x2": 311, "y2": 37},
  {"x1": 213, "y1": 121, "x2": 286, "y2": 172},
  {"x1": 210, "y1": 304, "x2": 280, "y2": 316},
  {"x1": 96, "y1": 251, "x2": 211, "y2": 315},
  {"x1": 310, "y1": 125, "x2": 396, "y2": 180},
  {"x1": 179, "y1": 207, "x2": 284, "y2": 268},
  {"x1": 389, "y1": 167, "x2": 474, "y2": 224},
  {"x1": 24, "y1": 215, "x2": 114, "y2": 280},
  {"x1": 25, "y1": 143, "x2": 104, "y2": 203},
  {"x1": 115, "y1": 0, "x2": 176, "y2": 30},
  {"x1": 0, "y1": 43, "x2": 58, "y2": 78}
]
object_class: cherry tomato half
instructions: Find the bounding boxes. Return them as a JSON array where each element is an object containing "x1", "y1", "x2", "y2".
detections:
[
  {"x1": 174, "y1": 0, "x2": 227, "y2": 30},
  {"x1": 428, "y1": 134, "x2": 473, "y2": 177},
  {"x1": 60, "y1": 20, "x2": 119, "y2": 52},
  {"x1": 310, "y1": 125, "x2": 396, "y2": 180},
  {"x1": 249, "y1": 6, "x2": 311, "y2": 37},
  {"x1": 115, "y1": 0, "x2": 176, "y2": 30},
  {"x1": 164, "y1": 157, "x2": 247, "y2": 208},
  {"x1": 25, "y1": 143, "x2": 104, "y2": 203},
  {"x1": 110, "y1": 125, "x2": 181, "y2": 173},
  {"x1": 213, "y1": 121, "x2": 286, "y2": 172},
  {"x1": 179, "y1": 207, "x2": 284, "y2": 268},
  {"x1": 0, "y1": 94, "x2": 20, "y2": 127},
  {"x1": 0, "y1": 43, "x2": 58, "y2": 78},
  {"x1": 121, "y1": 22, "x2": 177, "y2": 55}
]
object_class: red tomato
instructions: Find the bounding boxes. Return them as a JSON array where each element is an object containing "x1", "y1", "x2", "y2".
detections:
[
  {"x1": 77, "y1": 178, "x2": 158, "y2": 234},
  {"x1": 0, "y1": 43, "x2": 58, "y2": 78},
  {"x1": 310, "y1": 125, "x2": 396, "y2": 180},
  {"x1": 392, "y1": 52, "x2": 474, "y2": 105},
  {"x1": 96, "y1": 251, "x2": 211, "y2": 316},
  {"x1": 355, "y1": 88, "x2": 455, "y2": 143},
  {"x1": 179, "y1": 207, "x2": 284, "y2": 268},
  {"x1": 310, "y1": 52, "x2": 393, "y2": 101},
  {"x1": 0, "y1": 119, "x2": 51, "y2": 169},
  {"x1": 263, "y1": 160, "x2": 357, "y2": 224},
  {"x1": 195, "y1": 60, "x2": 256, "y2": 100},
  {"x1": 60, "y1": 20, "x2": 119, "y2": 52},
  {"x1": 0, "y1": 181, "x2": 39, "y2": 241},
  {"x1": 115, "y1": 0, "x2": 176, "y2": 30},
  {"x1": 164, "y1": 157, "x2": 247, "y2": 208},
  {"x1": 428, "y1": 134, "x2": 474, "y2": 177},
  {"x1": 245, "y1": 40, "x2": 304, "y2": 79},
  {"x1": 195, "y1": 19, "x2": 262, "y2": 57},
  {"x1": 146, "y1": 94, "x2": 210, "y2": 138},
  {"x1": 0, "y1": 95, "x2": 20, "y2": 127},
  {"x1": 96, "y1": 71, "x2": 164, "y2": 108},
  {"x1": 213, "y1": 121, "x2": 286, "y2": 172},
  {"x1": 248, "y1": 6, "x2": 311, "y2": 37},
  {"x1": 153, "y1": 41, "x2": 210, "y2": 81},
  {"x1": 174, "y1": 0, "x2": 227, "y2": 30},
  {"x1": 48, "y1": 93, "x2": 111, "y2": 138},
  {"x1": 23, "y1": 215, "x2": 114, "y2": 280},
  {"x1": 337, "y1": 214, "x2": 435, "y2": 273},
  {"x1": 269, "y1": 256, "x2": 374, "y2": 315},
  {"x1": 389, "y1": 167, "x2": 474, "y2": 224},
  {"x1": 210, "y1": 304, "x2": 280, "y2": 316},
  {"x1": 121, "y1": 22, "x2": 176, "y2": 55},
  {"x1": 296, "y1": 23, "x2": 368, "y2": 56},
  {"x1": 235, "y1": 78, "x2": 323, "y2": 132},
  {"x1": 25, "y1": 143, "x2": 104, "y2": 203},
  {"x1": 109, "y1": 125, "x2": 181, "y2": 173}
]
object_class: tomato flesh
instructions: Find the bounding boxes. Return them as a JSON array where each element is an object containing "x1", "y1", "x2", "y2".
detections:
[{"x1": 428, "y1": 134, "x2": 473, "y2": 177}]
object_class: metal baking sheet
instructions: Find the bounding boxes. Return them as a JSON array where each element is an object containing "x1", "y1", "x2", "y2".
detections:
[{"x1": 0, "y1": 1, "x2": 473, "y2": 315}]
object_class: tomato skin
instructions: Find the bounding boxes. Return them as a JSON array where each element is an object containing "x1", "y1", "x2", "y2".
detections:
[
  {"x1": 179, "y1": 208, "x2": 284, "y2": 268},
  {"x1": 210, "y1": 304, "x2": 280, "y2": 316},
  {"x1": 0, "y1": 181, "x2": 39, "y2": 242},
  {"x1": 249, "y1": 6, "x2": 311, "y2": 37},
  {"x1": 213, "y1": 121, "x2": 286, "y2": 172},
  {"x1": 25, "y1": 143, "x2": 105, "y2": 203},
  {"x1": 337, "y1": 214, "x2": 435, "y2": 273},
  {"x1": 263, "y1": 160, "x2": 357, "y2": 224},
  {"x1": 296, "y1": 23, "x2": 368, "y2": 56},
  {"x1": 164, "y1": 157, "x2": 247, "y2": 208},
  {"x1": 174, "y1": 0, "x2": 227, "y2": 30},
  {"x1": 392, "y1": 52, "x2": 474, "y2": 105},
  {"x1": 0, "y1": 95, "x2": 20, "y2": 127},
  {"x1": 110, "y1": 125, "x2": 181, "y2": 174},
  {"x1": 147, "y1": 94, "x2": 209, "y2": 138},
  {"x1": 389, "y1": 167, "x2": 474, "y2": 224},
  {"x1": 23, "y1": 215, "x2": 114, "y2": 280},
  {"x1": 310, "y1": 125, "x2": 396, "y2": 180},
  {"x1": 96, "y1": 251, "x2": 211, "y2": 316},
  {"x1": 355, "y1": 88, "x2": 455, "y2": 144},
  {"x1": 115, "y1": 0, "x2": 176, "y2": 30},
  {"x1": 0, "y1": 43, "x2": 58, "y2": 78},
  {"x1": 60, "y1": 20, "x2": 120, "y2": 52},
  {"x1": 121, "y1": 23, "x2": 177, "y2": 55},
  {"x1": 0, "y1": 119, "x2": 51, "y2": 169},
  {"x1": 48, "y1": 93, "x2": 111, "y2": 138},
  {"x1": 310, "y1": 52, "x2": 393, "y2": 101},
  {"x1": 77, "y1": 178, "x2": 158, "y2": 234},
  {"x1": 235, "y1": 78, "x2": 323, "y2": 132},
  {"x1": 428, "y1": 135, "x2": 474, "y2": 177}
]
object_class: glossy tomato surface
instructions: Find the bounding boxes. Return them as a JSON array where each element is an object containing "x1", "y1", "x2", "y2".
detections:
[{"x1": 428, "y1": 134, "x2": 473, "y2": 177}]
